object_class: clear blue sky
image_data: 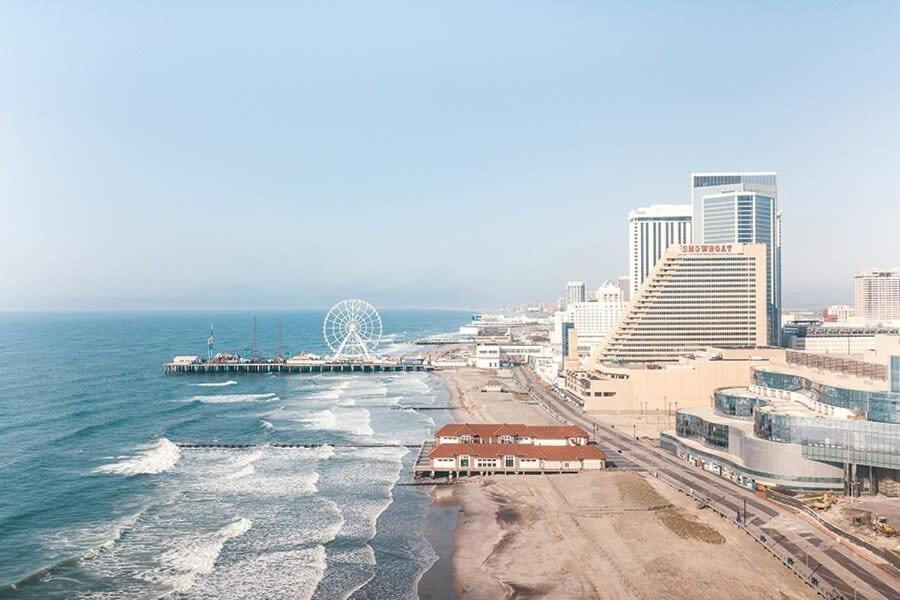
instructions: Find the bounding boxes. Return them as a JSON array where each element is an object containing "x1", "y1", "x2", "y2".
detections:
[{"x1": 1, "y1": 2, "x2": 898, "y2": 310}]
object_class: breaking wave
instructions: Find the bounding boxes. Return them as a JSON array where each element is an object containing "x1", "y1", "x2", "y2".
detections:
[
  {"x1": 139, "y1": 518, "x2": 252, "y2": 594},
  {"x1": 95, "y1": 438, "x2": 181, "y2": 476},
  {"x1": 301, "y1": 408, "x2": 374, "y2": 436},
  {"x1": 189, "y1": 393, "x2": 278, "y2": 404},
  {"x1": 191, "y1": 381, "x2": 238, "y2": 388}
]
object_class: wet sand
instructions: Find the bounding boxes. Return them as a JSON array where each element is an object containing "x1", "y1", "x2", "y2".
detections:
[
  {"x1": 418, "y1": 486, "x2": 459, "y2": 600},
  {"x1": 422, "y1": 367, "x2": 816, "y2": 600}
]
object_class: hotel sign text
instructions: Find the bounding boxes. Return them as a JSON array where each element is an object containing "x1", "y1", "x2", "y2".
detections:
[{"x1": 680, "y1": 244, "x2": 735, "y2": 253}]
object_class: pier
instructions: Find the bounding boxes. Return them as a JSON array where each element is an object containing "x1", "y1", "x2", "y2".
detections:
[
  {"x1": 164, "y1": 361, "x2": 432, "y2": 375},
  {"x1": 413, "y1": 336, "x2": 470, "y2": 345},
  {"x1": 175, "y1": 442, "x2": 423, "y2": 449}
]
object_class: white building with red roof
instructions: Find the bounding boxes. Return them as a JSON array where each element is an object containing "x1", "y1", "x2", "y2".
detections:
[
  {"x1": 414, "y1": 423, "x2": 605, "y2": 477},
  {"x1": 425, "y1": 442, "x2": 606, "y2": 474},
  {"x1": 433, "y1": 423, "x2": 589, "y2": 446}
]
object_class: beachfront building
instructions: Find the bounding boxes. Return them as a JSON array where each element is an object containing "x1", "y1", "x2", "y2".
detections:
[
  {"x1": 473, "y1": 345, "x2": 553, "y2": 370},
  {"x1": 854, "y1": 269, "x2": 900, "y2": 323},
  {"x1": 691, "y1": 172, "x2": 781, "y2": 345},
  {"x1": 434, "y1": 423, "x2": 590, "y2": 446},
  {"x1": 628, "y1": 204, "x2": 692, "y2": 298},
  {"x1": 662, "y1": 339, "x2": 900, "y2": 495},
  {"x1": 424, "y1": 444, "x2": 607, "y2": 475},
  {"x1": 416, "y1": 423, "x2": 605, "y2": 478},
  {"x1": 596, "y1": 243, "x2": 768, "y2": 364},
  {"x1": 474, "y1": 345, "x2": 500, "y2": 369}
]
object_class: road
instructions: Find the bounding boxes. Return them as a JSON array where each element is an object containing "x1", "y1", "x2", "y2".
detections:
[{"x1": 513, "y1": 366, "x2": 900, "y2": 600}]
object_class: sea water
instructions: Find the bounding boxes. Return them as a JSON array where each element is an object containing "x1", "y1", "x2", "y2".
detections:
[{"x1": 0, "y1": 310, "x2": 465, "y2": 599}]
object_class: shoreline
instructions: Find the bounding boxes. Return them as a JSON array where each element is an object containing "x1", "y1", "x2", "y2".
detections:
[{"x1": 417, "y1": 367, "x2": 555, "y2": 599}]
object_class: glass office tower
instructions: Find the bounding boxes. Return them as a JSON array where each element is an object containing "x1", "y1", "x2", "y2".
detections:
[{"x1": 692, "y1": 172, "x2": 782, "y2": 346}]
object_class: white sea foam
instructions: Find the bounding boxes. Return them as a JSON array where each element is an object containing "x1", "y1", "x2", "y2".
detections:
[
  {"x1": 95, "y1": 438, "x2": 181, "y2": 476},
  {"x1": 189, "y1": 393, "x2": 278, "y2": 404},
  {"x1": 220, "y1": 450, "x2": 263, "y2": 480},
  {"x1": 258, "y1": 418, "x2": 274, "y2": 430},
  {"x1": 308, "y1": 380, "x2": 352, "y2": 400},
  {"x1": 43, "y1": 509, "x2": 146, "y2": 563},
  {"x1": 141, "y1": 518, "x2": 252, "y2": 593},
  {"x1": 191, "y1": 380, "x2": 238, "y2": 388},
  {"x1": 191, "y1": 448, "x2": 326, "y2": 495},
  {"x1": 187, "y1": 546, "x2": 327, "y2": 600},
  {"x1": 301, "y1": 408, "x2": 373, "y2": 436}
]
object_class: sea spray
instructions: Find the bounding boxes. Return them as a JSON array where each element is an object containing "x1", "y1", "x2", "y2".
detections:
[{"x1": 95, "y1": 438, "x2": 181, "y2": 476}]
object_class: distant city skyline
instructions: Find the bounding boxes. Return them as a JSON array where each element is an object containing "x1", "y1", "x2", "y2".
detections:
[{"x1": 2, "y1": 3, "x2": 899, "y2": 311}]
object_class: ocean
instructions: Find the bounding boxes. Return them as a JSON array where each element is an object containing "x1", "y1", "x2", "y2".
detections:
[{"x1": 0, "y1": 309, "x2": 467, "y2": 599}]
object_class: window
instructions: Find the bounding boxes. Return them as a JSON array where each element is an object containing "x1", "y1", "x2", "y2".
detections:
[
  {"x1": 499, "y1": 435, "x2": 513, "y2": 443},
  {"x1": 461, "y1": 435, "x2": 473, "y2": 443},
  {"x1": 460, "y1": 456, "x2": 470, "y2": 468},
  {"x1": 505, "y1": 455, "x2": 515, "y2": 468}
]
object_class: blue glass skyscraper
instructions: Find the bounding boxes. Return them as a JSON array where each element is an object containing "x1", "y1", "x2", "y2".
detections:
[{"x1": 691, "y1": 172, "x2": 782, "y2": 346}]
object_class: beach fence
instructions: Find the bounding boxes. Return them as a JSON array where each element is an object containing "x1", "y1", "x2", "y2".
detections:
[{"x1": 649, "y1": 470, "x2": 853, "y2": 600}]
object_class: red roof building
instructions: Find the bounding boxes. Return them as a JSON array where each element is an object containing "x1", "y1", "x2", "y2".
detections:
[
  {"x1": 423, "y1": 442, "x2": 606, "y2": 474},
  {"x1": 433, "y1": 423, "x2": 590, "y2": 446}
]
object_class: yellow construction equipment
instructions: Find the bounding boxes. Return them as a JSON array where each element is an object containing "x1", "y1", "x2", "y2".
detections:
[
  {"x1": 872, "y1": 516, "x2": 896, "y2": 537},
  {"x1": 803, "y1": 491, "x2": 839, "y2": 511}
]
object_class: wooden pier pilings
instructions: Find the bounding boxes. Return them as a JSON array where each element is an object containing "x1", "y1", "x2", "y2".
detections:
[
  {"x1": 175, "y1": 442, "x2": 422, "y2": 449},
  {"x1": 163, "y1": 361, "x2": 431, "y2": 375}
]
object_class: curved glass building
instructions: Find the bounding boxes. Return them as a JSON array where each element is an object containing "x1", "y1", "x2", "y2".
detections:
[{"x1": 663, "y1": 355, "x2": 900, "y2": 494}]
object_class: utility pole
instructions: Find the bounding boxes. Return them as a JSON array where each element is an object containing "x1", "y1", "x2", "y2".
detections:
[
  {"x1": 276, "y1": 317, "x2": 283, "y2": 360},
  {"x1": 251, "y1": 315, "x2": 258, "y2": 362},
  {"x1": 743, "y1": 497, "x2": 747, "y2": 525}
]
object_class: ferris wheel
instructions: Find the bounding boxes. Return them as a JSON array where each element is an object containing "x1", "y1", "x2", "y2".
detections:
[{"x1": 323, "y1": 299, "x2": 383, "y2": 359}]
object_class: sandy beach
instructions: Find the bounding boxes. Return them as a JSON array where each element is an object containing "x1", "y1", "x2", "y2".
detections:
[{"x1": 429, "y1": 367, "x2": 816, "y2": 600}]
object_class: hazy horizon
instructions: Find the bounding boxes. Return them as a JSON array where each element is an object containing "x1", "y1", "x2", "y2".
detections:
[{"x1": 3, "y1": 3, "x2": 899, "y2": 311}]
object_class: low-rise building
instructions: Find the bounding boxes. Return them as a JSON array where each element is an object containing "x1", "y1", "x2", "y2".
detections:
[
  {"x1": 172, "y1": 355, "x2": 200, "y2": 365},
  {"x1": 426, "y1": 443, "x2": 606, "y2": 474},
  {"x1": 822, "y1": 304, "x2": 854, "y2": 323},
  {"x1": 434, "y1": 423, "x2": 589, "y2": 446},
  {"x1": 781, "y1": 320, "x2": 899, "y2": 354},
  {"x1": 566, "y1": 347, "x2": 784, "y2": 412},
  {"x1": 473, "y1": 344, "x2": 551, "y2": 369},
  {"x1": 474, "y1": 345, "x2": 500, "y2": 369},
  {"x1": 662, "y1": 344, "x2": 900, "y2": 495}
]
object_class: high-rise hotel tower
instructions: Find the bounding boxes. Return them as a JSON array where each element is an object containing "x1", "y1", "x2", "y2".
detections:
[
  {"x1": 628, "y1": 205, "x2": 692, "y2": 298},
  {"x1": 565, "y1": 281, "x2": 586, "y2": 310},
  {"x1": 855, "y1": 269, "x2": 900, "y2": 322},
  {"x1": 691, "y1": 172, "x2": 781, "y2": 345},
  {"x1": 597, "y1": 243, "x2": 768, "y2": 364}
]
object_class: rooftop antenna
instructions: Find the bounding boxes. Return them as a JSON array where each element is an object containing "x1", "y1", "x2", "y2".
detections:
[
  {"x1": 207, "y1": 323, "x2": 215, "y2": 361},
  {"x1": 251, "y1": 315, "x2": 258, "y2": 362}
]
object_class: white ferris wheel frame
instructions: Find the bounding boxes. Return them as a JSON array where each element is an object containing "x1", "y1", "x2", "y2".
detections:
[{"x1": 323, "y1": 299, "x2": 383, "y2": 359}]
